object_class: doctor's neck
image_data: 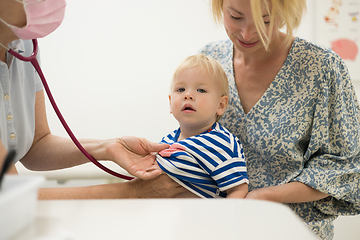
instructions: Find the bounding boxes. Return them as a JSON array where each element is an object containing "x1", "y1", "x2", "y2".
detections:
[
  {"x1": 0, "y1": 23, "x2": 18, "y2": 63},
  {"x1": 0, "y1": 0, "x2": 27, "y2": 62},
  {"x1": 0, "y1": 42, "x2": 7, "y2": 63}
]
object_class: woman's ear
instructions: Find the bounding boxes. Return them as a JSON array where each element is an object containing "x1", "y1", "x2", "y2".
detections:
[{"x1": 216, "y1": 95, "x2": 228, "y2": 116}]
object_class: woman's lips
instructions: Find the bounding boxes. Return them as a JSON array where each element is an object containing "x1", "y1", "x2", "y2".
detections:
[{"x1": 237, "y1": 38, "x2": 259, "y2": 48}]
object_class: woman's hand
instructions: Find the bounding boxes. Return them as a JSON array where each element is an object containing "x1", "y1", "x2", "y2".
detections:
[
  {"x1": 245, "y1": 188, "x2": 271, "y2": 201},
  {"x1": 105, "y1": 136, "x2": 169, "y2": 180},
  {"x1": 127, "y1": 173, "x2": 186, "y2": 198}
]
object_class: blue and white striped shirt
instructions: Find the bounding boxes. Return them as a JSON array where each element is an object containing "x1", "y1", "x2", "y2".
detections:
[{"x1": 156, "y1": 122, "x2": 249, "y2": 198}]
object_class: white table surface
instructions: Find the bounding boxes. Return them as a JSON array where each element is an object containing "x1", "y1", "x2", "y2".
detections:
[{"x1": 11, "y1": 199, "x2": 318, "y2": 240}]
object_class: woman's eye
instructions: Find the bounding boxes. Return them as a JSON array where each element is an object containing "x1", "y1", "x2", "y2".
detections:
[
  {"x1": 177, "y1": 88, "x2": 185, "y2": 92},
  {"x1": 230, "y1": 15, "x2": 242, "y2": 20},
  {"x1": 264, "y1": 21, "x2": 270, "y2": 25},
  {"x1": 197, "y1": 89, "x2": 206, "y2": 93}
]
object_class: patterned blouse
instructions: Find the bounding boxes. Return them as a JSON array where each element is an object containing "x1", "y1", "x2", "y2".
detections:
[{"x1": 199, "y1": 37, "x2": 360, "y2": 240}]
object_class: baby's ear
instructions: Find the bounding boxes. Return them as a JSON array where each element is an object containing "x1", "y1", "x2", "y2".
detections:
[
  {"x1": 217, "y1": 95, "x2": 228, "y2": 116},
  {"x1": 168, "y1": 95, "x2": 172, "y2": 114}
]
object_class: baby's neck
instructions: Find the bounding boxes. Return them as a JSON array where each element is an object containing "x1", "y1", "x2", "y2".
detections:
[{"x1": 178, "y1": 122, "x2": 215, "y2": 141}]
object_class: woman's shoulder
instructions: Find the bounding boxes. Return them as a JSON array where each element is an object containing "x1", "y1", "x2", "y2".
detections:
[
  {"x1": 291, "y1": 37, "x2": 343, "y2": 64},
  {"x1": 286, "y1": 37, "x2": 350, "y2": 82},
  {"x1": 287, "y1": 37, "x2": 352, "y2": 89}
]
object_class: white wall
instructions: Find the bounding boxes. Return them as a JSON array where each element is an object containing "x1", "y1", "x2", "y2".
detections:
[
  {"x1": 34, "y1": 1, "x2": 360, "y2": 239},
  {"x1": 38, "y1": 0, "x2": 228, "y2": 142},
  {"x1": 38, "y1": 0, "x2": 359, "y2": 141}
]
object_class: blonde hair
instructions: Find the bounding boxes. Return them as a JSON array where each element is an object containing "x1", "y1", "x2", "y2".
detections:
[
  {"x1": 211, "y1": 0, "x2": 307, "y2": 50},
  {"x1": 171, "y1": 54, "x2": 229, "y2": 121}
]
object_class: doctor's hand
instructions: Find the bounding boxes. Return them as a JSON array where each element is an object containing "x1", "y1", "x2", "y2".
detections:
[{"x1": 105, "y1": 136, "x2": 169, "y2": 180}]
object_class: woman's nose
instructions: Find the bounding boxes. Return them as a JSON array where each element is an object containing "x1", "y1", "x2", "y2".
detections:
[{"x1": 240, "y1": 22, "x2": 257, "y2": 42}]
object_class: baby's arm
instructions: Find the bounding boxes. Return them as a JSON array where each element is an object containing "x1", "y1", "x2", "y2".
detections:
[{"x1": 226, "y1": 183, "x2": 248, "y2": 198}]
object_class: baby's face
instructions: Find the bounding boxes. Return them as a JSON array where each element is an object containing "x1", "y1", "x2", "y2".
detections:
[{"x1": 169, "y1": 67, "x2": 227, "y2": 131}]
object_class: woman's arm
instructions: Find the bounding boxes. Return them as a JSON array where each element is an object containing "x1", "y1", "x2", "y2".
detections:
[
  {"x1": 226, "y1": 183, "x2": 248, "y2": 198},
  {"x1": 245, "y1": 182, "x2": 329, "y2": 203},
  {"x1": 38, "y1": 174, "x2": 186, "y2": 199},
  {"x1": 20, "y1": 90, "x2": 167, "y2": 179}
]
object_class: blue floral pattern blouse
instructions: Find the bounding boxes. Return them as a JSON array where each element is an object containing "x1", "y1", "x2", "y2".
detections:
[{"x1": 199, "y1": 37, "x2": 360, "y2": 240}]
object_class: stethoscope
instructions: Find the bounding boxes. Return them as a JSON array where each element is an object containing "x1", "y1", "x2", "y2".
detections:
[{"x1": 6, "y1": 39, "x2": 134, "y2": 180}]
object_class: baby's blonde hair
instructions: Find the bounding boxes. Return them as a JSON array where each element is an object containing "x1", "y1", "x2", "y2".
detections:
[
  {"x1": 211, "y1": 0, "x2": 307, "y2": 50},
  {"x1": 171, "y1": 54, "x2": 229, "y2": 121}
]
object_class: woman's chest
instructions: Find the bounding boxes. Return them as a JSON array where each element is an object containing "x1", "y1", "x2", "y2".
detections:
[
  {"x1": 223, "y1": 63, "x2": 319, "y2": 145},
  {"x1": 234, "y1": 67, "x2": 278, "y2": 114}
]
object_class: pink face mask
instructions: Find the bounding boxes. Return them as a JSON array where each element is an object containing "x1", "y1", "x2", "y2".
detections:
[{"x1": 0, "y1": 0, "x2": 66, "y2": 40}]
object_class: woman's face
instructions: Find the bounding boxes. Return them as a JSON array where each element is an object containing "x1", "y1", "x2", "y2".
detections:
[{"x1": 222, "y1": 0, "x2": 277, "y2": 54}]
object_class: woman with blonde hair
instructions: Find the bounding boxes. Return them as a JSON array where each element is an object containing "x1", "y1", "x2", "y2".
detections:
[{"x1": 199, "y1": 0, "x2": 360, "y2": 239}]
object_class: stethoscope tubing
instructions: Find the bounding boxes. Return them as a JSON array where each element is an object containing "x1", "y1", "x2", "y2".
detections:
[{"x1": 8, "y1": 39, "x2": 134, "y2": 181}]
